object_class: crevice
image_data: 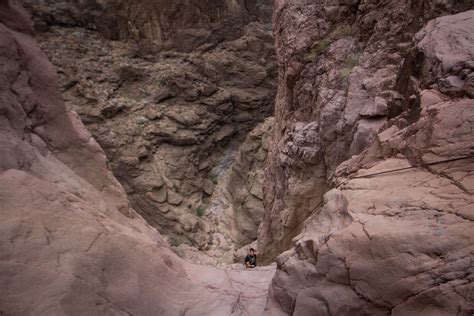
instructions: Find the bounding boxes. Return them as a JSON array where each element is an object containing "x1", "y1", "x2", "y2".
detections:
[{"x1": 85, "y1": 232, "x2": 104, "y2": 253}]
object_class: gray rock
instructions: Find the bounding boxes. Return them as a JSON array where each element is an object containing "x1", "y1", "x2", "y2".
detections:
[
  {"x1": 167, "y1": 190, "x2": 183, "y2": 206},
  {"x1": 146, "y1": 187, "x2": 167, "y2": 204},
  {"x1": 202, "y1": 179, "x2": 215, "y2": 196}
]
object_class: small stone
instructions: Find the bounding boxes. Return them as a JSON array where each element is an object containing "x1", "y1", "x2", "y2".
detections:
[
  {"x1": 254, "y1": 148, "x2": 267, "y2": 162},
  {"x1": 145, "y1": 109, "x2": 162, "y2": 121},
  {"x1": 249, "y1": 181, "x2": 263, "y2": 200},
  {"x1": 439, "y1": 75, "x2": 464, "y2": 89},
  {"x1": 101, "y1": 103, "x2": 127, "y2": 118},
  {"x1": 119, "y1": 156, "x2": 139, "y2": 167},
  {"x1": 181, "y1": 216, "x2": 199, "y2": 233},
  {"x1": 360, "y1": 96, "x2": 388, "y2": 117},
  {"x1": 146, "y1": 187, "x2": 167, "y2": 204},
  {"x1": 158, "y1": 205, "x2": 170, "y2": 213},
  {"x1": 136, "y1": 146, "x2": 148, "y2": 159},
  {"x1": 167, "y1": 190, "x2": 183, "y2": 206},
  {"x1": 198, "y1": 161, "x2": 211, "y2": 171},
  {"x1": 133, "y1": 171, "x2": 163, "y2": 190},
  {"x1": 202, "y1": 179, "x2": 215, "y2": 196},
  {"x1": 153, "y1": 86, "x2": 175, "y2": 103},
  {"x1": 135, "y1": 116, "x2": 148, "y2": 125}
]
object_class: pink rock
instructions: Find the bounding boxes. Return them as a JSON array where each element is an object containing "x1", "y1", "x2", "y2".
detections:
[
  {"x1": 0, "y1": 3, "x2": 276, "y2": 314},
  {"x1": 263, "y1": 6, "x2": 474, "y2": 315}
]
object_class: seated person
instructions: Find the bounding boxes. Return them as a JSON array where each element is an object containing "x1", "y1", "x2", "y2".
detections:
[{"x1": 244, "y1": 248, "x2": 257, "y2": 268}]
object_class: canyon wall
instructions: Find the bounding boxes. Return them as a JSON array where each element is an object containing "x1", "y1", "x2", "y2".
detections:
[
  {"x1": 263, "y1": 1, "x2": 474, "y2": 315},
  {"x1": 20, "y1": 0, "x2": 276, "y2": 253},
  {"x1": 173, "y1": 118, "x2": 273, "y2": 265},
  {"x1": 22, "y1": 0, "x2": 272, "y2": 51},
  {"x1": 260, "y1": 0, "x2": 474, "y2": 263},
  {"x1": 4, "y1": 0, "x2": 472, "y2": 314},
  {"x1": 0, "y1": 2, "x2": 275, "y2": 314}
]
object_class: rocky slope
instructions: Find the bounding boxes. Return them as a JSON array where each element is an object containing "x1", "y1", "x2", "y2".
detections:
[
  {"x1": 260, "y1": 0, "x2": 474, "y2": 263},
  {"x1": 3, "y1": 0, "x2": 473, "y2": 314},
  {"x1": 0, "y1": 2, "x2": 276, "y2": 314},
  {"x1": 22, "y1": 0, "x2": 272, "y2": 51},
  {"x1": 21, "y1": 0, "x2": 277, "y2": 252},
  {"x1": 263, "y1": 2, "x2": 474, "y2": 315}
]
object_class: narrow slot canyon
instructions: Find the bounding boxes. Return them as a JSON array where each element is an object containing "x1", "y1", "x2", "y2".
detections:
[{"x1": 1, "y1": 0, "x2": 473, "y2": 315}]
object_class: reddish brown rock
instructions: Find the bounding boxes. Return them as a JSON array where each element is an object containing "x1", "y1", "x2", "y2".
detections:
[
  {"x1": 260, "y1": 0, "x2": 474, "y2": 265},
  {"x1": 21, "y1": 0, "x2": 277, "y2": 249},
  {"x1": 0, "y1": 3, "x2": 276, "y2": 314},
  {"x1": 264, "y1": 8, "x2": 474, "y2": 316}
]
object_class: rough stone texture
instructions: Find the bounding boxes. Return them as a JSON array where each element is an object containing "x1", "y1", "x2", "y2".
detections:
[
  {"x1": 225, "y1": 118, "x2": 273, "y2": 247},
  {"x1": 212, "y1": 118, "x2": 273, "y2": 246},
  {"x1": 260, "y1": 0, "x2": 474, "y2": 264},
  {"x1": 0, "y1": 2, "x2": 276, "y2": 314},
  {"x1": 171, "y1": 119, "x2": 273, "y2": 266},
  {"x1": 264, "y1": 9, "x2": 474, "y2": 316},
  {"x1": 23, "y1": 2, "x2": 276, "y2": 249},
  {"x1": 21, "y1": 0, "x2": 273, "y2": 51}
]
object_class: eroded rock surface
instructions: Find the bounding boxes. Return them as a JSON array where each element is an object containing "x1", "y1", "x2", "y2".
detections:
[
  {"x1": 223, "y1": 118, "x2": 273, "y2": 247},
  {"x1": 0, "y1": 2, "x2": 276, "y2": 314},
  {"x1": 260, "y1": 0, "x2": 474, "y2": 264},
  {"x1": 264, "y1": 8, "x2": 474, "y2": 316},
  {"x1": 170, "y1": 118, "x2": 273, "y2": 266},
  {"x1": 21, "y1": 0, "x2": 277, "y2": 250},
  {"x1": 21, "y1": 0, "x2": 273, "y2": 51}
]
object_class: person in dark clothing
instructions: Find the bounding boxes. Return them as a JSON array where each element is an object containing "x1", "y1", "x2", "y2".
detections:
[{"x1": 244, "y1": 248, "x2": 257, "y2": 268}]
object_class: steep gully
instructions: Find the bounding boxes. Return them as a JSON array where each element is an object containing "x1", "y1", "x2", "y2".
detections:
[
  {"x1": 2, "y1": 0, "x2": 473, "y2": 315},
  {"x1": 0, "y1": 2, "x2": 277, "y2": 314},
  {"x1": 20, "y1": 0, "x2": 277, "y2": 267},
  {"x1": 8, "y1": 0, "x2": 279, "y2": 313}
]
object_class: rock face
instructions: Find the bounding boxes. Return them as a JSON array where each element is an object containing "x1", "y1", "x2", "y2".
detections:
[
  {"x1": 22, "y1": 0, "x2": 273, "y2": 51},
  {"x1": 260, "y1": 0, "x2": 474, "y2": 264},
  {"x1": 21, "y1": 0, "x2": 276, "y2": 249},
  {"x1": 5, "y1": 0, "x2": 473, "y2": 314},
  {"x1": 0, "y1": 2, "x2": 276, "y2": 314},
  {"x1": 264, "y1": 6, "x2": 474, "y2": 316},
  {"x1": 223, "y1": 118, "x2": 273, "y2": 247},
  {"x1": 170, "y1": 118, "x2": 273, "y2": 266},
  {"x1": 206, "y1": 118, "x2": 273, "y2": 263}
]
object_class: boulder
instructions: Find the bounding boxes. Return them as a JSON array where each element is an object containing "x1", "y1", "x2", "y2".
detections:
[{"x1": 167, "y1": 190, "x2": 183, "y2": 206}]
